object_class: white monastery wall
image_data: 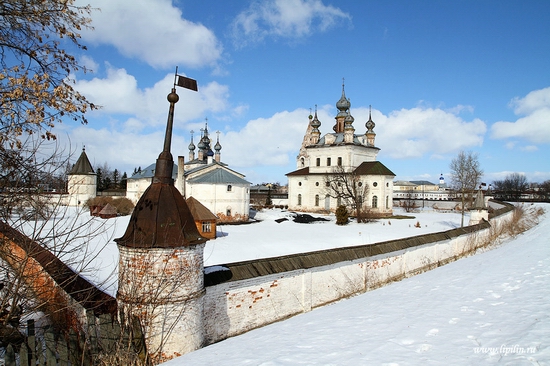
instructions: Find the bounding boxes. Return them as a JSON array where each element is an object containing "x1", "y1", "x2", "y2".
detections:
[{"x1": 203, "y1": 207, "x2": 514, "y2": 346}]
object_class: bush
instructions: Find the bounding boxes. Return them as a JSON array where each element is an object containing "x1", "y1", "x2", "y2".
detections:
[
  {"x1": 113, "y1": 197, "x2": 135, "y2": 216},
  {"x1": 85, "y1": 196, "x2": 135, "y2": 216},
  {"x1": 335, "y1": 205, "x2": 349, "y2": 225}
]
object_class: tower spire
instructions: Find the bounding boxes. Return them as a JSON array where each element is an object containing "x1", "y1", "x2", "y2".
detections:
[{"x1": 153, "y1": 88, "x2": 179, "y2": 184}]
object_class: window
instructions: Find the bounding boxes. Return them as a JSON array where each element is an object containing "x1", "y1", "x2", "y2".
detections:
[
  {"x1": 386, "y1": 196, "x2": 389, "y2": 209},
  {"x1": 373, "y1": 182, "x2": 378, "y2": 187},
  {"x1": 227, "y1": 184, "x2": 232, "y2": 192},
  {"x1": 298, "y1": 194, "x2": 302, "y2": 206},
  {"x1": 301, "y1": 157, "x2": 305, "y2": 167},
  {"x1": 358, "y1": 182, "x2": 363, "y2": 187},
  {"x1": 337, "y1": 157, "x2": 342, "y2": 166},
  {"x1": 202, "y1": 221, "x2": 212, "y2": 233},
  {"x1": 315, "y1": 182, "x2": 319, "y2": 186},
  {"x1": 372, "y1": 195, "x2": 378, "y2": 208},
  {"x1": 327, "y1": 157, "x2": 331, "y2": 166},
  {"x1": 226, "y1": 209, "x2": 232, "y2": 216},
  {"x1": 315, "y1": 194, "x2": 319, "y2": 206},
  {"x1": 298, "y1": 182, "x2": 302, "y2": 186},
  {"x1": 316, "y1": 158, "x2": 320, "y2": 166}
]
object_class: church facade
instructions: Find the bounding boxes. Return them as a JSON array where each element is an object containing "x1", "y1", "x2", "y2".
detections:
[
  {"x1": 127, "y1": 124, "x2": 251, "y2": 223},
  {"x1": 286, "y1": 84, "x2": 395, "y2": 216}
]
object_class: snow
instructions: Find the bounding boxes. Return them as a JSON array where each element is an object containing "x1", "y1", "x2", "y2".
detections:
[
  {"x1": 17, "y1": 205, "x2": 468, "y2": 297},
  {"x1": 14, "y1": 203, "x2": 550, "y2": 364},
  {"x1": 161, "y1": 203, "x2": 550, "y2": 365},
  {"x1": 204, "y1": 208, "x2": 467, "y2": 265}
]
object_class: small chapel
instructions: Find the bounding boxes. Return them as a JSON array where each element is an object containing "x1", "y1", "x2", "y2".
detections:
[
  {"x1": 286, "y1": 83, "x2": 395, "y2": 216},
  {"x1": 126, "y1": 123, "x2": 251, "y2": 223}
]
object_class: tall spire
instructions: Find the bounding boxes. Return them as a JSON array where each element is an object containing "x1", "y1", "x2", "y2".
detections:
[
  {"x1": 153, "y1": 88, "x2": 179, "y2": 184},
  {"x1": 116, "y1": 79, "x2": 205, "y2": 249}
]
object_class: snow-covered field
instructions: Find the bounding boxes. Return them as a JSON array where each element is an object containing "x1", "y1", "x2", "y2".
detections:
[{"x1": 161, "y1": 203, "x2": 550, "y2": 365}]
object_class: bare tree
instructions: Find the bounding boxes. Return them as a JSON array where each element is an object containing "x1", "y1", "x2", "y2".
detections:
[
  {"x1": 401, "y1": 190, "x2": 418, "y2": 213},
  {"x1": 0, "y1": 0, "x2": 97, "y2": 147},
  {"x1": 449, "y1": 150, "x2": 483, "y2": 226},
  {"x1": 0, "y1": 0, "x2": 120, "y2": 354},
  {"x1": 492, "y1": 173, "x2": 528, "y2": 201},
  {"x1": 324, "y1": 165, "x2": 371, "y2": 223}
]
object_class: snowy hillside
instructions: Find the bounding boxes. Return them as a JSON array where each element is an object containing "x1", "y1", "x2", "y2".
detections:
[{"x1": 163, "y1": 204, "x2": 549, "y2": 365}]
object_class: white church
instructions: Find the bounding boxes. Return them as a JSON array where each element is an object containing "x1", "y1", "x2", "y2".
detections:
[
  {"x1": 126, "y1": 123, "x2": 251, "y2": 223},
  {"x1": 287, "y1": 83, "x2": 395, "y2": 216}
]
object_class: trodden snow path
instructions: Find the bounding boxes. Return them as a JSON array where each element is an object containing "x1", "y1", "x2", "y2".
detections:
[{"x1": 164, "y1": 204, "x2": 550, "y2": 365}]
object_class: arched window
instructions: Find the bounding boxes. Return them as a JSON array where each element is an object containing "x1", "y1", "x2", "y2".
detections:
[
  {"x1": 226, "y1": 209, "x2": 232, "y2": 216},
  {"x1": 301, "y1": 157, "x2": 305, "y2": 167},
  {"x1": 315, "y1": 194, "x2": 319, "y2": 206},
  {"x1": 298, "y1": 194, "x2": 302, "y2": 206},
  {"x1": 386, "y1": 196, "x2": 389, "y2": 209},
  {"x1": 227, "y1": 184, "x2": 232, "y2": 192},
  {"x1": 372, "y1": 195, "x2": 378, "y2": 208}
]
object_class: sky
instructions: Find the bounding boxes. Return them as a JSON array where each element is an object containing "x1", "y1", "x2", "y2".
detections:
[{"x1": 57, "y1": 0, "x2": 550, "y2": 186}]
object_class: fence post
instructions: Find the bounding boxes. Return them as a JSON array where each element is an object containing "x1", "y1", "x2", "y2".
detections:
[
  {"x1": 45, "y1": 327, "x2": 56, "y2": 366},
  {"x1": 68, "y1": 329, "x2": 83, "y2": 366},
  {"x1": 19, "y1": 343, "x2": 30, "y2": 366},
  {"x1": 27, "y1": 319, "x2": 36, "y2": 366},
  {"x1": 5, "y1": 344, "x2": 16, "y2": 366}
]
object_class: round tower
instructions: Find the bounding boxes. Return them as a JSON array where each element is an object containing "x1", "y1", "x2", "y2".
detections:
[
  {"x1": 67, "y1": 147, "x2": 97, "y2": 206},
  {"x1": 116, "y1": 87, "x2": 207, "y2": 362}
]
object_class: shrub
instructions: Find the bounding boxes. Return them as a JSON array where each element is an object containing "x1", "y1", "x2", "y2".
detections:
[
  {"x1": 335, "y1": 205, "x2": 349, "y2": 225},
  {"x1": 85, "y1": 196, "x2": 135, "y2": 216}
]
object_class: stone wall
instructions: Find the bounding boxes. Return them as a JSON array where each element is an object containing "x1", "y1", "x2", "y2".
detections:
[{"x1": 203, "y1": 202, "x2": 514, "y2": 345}]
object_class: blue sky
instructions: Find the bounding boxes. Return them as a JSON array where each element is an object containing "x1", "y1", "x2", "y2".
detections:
[{"x1": 62, "y1": 0, "x2": 550, "y2": 185}]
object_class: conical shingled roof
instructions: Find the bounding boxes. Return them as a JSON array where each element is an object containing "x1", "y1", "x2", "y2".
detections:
[
  {"x1": 115, "y1": 88, "x2": 207, "y2": 249},
  {"x1": 70, "y1": 148, "x2": 94, "y2": 175}
]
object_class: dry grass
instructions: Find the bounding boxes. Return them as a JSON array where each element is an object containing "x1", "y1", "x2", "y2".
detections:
[{"x1": 463, "y1": 203, "x2": 545, "y2": 257}]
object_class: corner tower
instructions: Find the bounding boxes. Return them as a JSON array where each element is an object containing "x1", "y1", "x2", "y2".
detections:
[
  {"x1": 116, "y1": 81, "x2": 207, "y2": 362},
  {"x1": 67, "y1": 147, "x2": 96, "y2": 206}
]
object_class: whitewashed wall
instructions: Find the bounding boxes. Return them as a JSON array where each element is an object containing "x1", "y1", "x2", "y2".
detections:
[{"x1": 203, "y1": 208, "x2": 514, "y2": 345}]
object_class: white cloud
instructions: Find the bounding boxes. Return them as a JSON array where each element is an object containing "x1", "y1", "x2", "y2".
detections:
[
  {"x1": 218, "y1": 104, "x2": 487, "y2": 171},
  {"x1": 75, "y1": 66, "x2": 232, "y2": 129},
  {"x1": 231, "y1": 0, "x2": 351, "y2": 46},
  {"x1": 78, "y1": 0, "x2": 223, "y2": 69},
  {"x1": 509, "y1": 86, "x2": 550, "y2": 115},
  {"x1": 220, "y1": 108, "x2": 315, "y2": 168},
  {"x1": 362, "y1": 106, "x2": 487, "y2": 159},
  {"x1": 59, "y1": 124, "x2": 187, "y2": 174},
  {"x1": 491, "y1": 86, "x2": 550, "y2": 144}
]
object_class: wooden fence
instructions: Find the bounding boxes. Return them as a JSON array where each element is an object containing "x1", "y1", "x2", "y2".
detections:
[{"x1": 2, "y1": 311, "x2": 148, "y2": 366}]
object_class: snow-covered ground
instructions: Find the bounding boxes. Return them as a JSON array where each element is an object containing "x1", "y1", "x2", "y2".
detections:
[
  {"x1": 161, "y1": 203, "x2": 550, "y2": 365},
  {"x1": 18, "y1": 205, "x2": 468, "y2": 297}
]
